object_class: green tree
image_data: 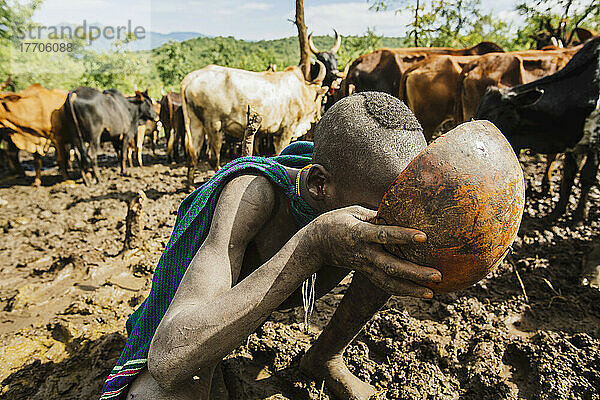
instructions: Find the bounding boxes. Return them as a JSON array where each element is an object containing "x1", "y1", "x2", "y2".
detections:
[
  {"x1": 0, "y1": 0, "x2": 41, "y2": 85},
  {"x1": 338, "y1": 28, "x2": 382, "y2": 67},
  {"x1": 80, "y1": 40, "x2": 155, "y2": 93},
  {"x1": 153, "y1": 41, "x2": 189, "y2": 87},
  {"x1": 0, "y1": 0, "x2": 41, "y2": 42},
  {"x1": 514, "y1": 0, "x2": 599, "y2": 48},
  {"x1": 369, "y1": 0, "x2": 512, "y2": 48}
]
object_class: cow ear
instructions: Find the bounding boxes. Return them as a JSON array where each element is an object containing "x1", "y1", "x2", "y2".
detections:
[
  {"x1": 135, "y1": 90, "x2": 143, "y2": 101},
  {"x1": 511, "y1": 88, "x2": 544, "y2": 108}
]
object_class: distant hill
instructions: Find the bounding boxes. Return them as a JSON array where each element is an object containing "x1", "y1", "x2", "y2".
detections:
[
  {"x1": 149, "y1": 31, "x2": 205, "y2": 47},
  {"x1": 34, "y1": 23, "x2": 205, "y2": 51},
  {"x1": 156, "y1": 34, "x2": 410, "y2": 74},
  {"x1": 90, "y1": 30, "x2": 207, "y2": 51}
]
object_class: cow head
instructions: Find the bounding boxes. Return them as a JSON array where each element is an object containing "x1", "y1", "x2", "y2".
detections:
[
  {"x1": 308, "y1": 29, "x2": 342, "y2": 88},
  {"x1": 310, "y1": 61, "x2": 328, "y2": 118},
  {"x1": 134, "y1": 89, "x2": 159, "y2": 122},
  {"x1": 474, "y1": 86, "x2": 544, "y2": 151}
]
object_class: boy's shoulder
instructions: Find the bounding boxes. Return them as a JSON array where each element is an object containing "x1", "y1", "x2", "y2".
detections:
[{"x1": 218, "y1": 172, "x2": 278, "y2": 214}]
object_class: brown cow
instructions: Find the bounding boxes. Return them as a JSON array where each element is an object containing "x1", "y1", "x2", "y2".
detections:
[
  {"x1": 159, "y1": 91, "x2": 184, "y2": 163},
  {"x1": 458, "y1": 47, "x2": 582, "y2": 194},
  {"x1": 401, "y1": 47, "x2": 579, "y2": 145},
  {"x1": 335, "y1": 41, "x2": 504, "y2": 102},
  {"x1": 0, "y1": 84, "x2": 70, "y2": 186},
  {"x1": 459, "y1": 47, "x2": 581, "y2": 122},
  {"x1": 400, "y1": 55, "x2": 479, "y2": 140},
  {"x1": 128, "y1": 101, "x2": 161, "y2": 167},
  {"x1": 0, "y1": 75, "x2": 14, "y2": 92},
  {"x1": 574, "y1": 27, "x2": 599, "y2": 44}
]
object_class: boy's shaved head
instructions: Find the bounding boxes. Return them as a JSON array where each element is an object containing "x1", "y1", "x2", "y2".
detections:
[{"x1": 312, "y1": 92, "x2": 426, "y2": 205}]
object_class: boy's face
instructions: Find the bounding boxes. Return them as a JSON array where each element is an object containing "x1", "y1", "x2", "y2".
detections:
[{"x1": 324, "y1": 168, "x2": 400, "y2": 212}]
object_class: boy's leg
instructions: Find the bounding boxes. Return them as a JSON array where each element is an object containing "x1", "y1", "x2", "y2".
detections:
[
  {"x1": 209, "y1": 362, "x2": 229, "y2": 400},
  {"x1": 300, "y1": 272, "x2": 391, "y2": 400},
  {"x1": 127, "y1": 365, "x2": 215, "y2": 400}
]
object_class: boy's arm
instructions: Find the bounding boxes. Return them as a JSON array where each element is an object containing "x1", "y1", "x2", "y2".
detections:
[
  {"x1": 148, "y1": 173, "x2": 319, "y2": 390},
  {"x1": 148, "y1": 174, "x2": 441, "y2": 391}
]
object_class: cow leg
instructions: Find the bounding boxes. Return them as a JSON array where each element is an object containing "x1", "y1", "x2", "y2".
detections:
[
  {"x1": 167, "y1": 127, "x2": 176, "y2": 164},
  {"x1": 121, "y1": 138, "x2": 129, "y2": 175},
  {"x1": 185, "y1": 112, "x2": 206, "y2": 187},
  {"x1": 203, "y1": 118, "x2": 222, "y2": 169},
  {"x1": 127, "y1": 145, "x2": 134, "y2": 168},
  {"x1": 252, "y1": 132, "x2": 261, "y2": 156},
  {"x1": 3, "y1": 139, "x2": 24, "y2": 177},
  {"x1": 546, "y1": 151, "x2": 579, "y2": 221},
  {"x1": 137, "y1": 128, "x2": 144, "y2": 167},
  {"x1": 137, "y1": 145, "x2": 143, "y2": 167},
  {"x1": 582, "y1": 244, "x2": 600, "y2": 289},
  {"x1": 175, "y1": 129, "x2": 183, "y2": 162},
  {"x1": 54, "y1": 141, "x2": 70, "y2": 181},
  {"x1": 151, "y1": 124, "x2": 158, "y2": 156},
  {"x1": 273, "y1": 132, "x2": 292, "y2": 156},
  {"x1": 71, "y1": 130, "x2": 92, "y2": 185},
  {"x1": 573, "y1": 151, "x2": 599, "y2": 222},
  {"x1": 210, "y1": 131, "x2": 224, "y2": 169},
  {"x1": 164, "y1": 119, "x2": 173, "y2": 162},
  {"x1": 32, "y1": 153, "x2": 42, "y2": 186},
  {"x1": 56, "y1": 144, "x2": 69, "y2": 181},
  {"x1": 111, "y1": 138, "x2": 120, "y2": 159},
  {"x1": 89, "y1": 137, "x2": 103, "y2": 183},
  {"x1": 541, "y1": 153, "x2": 559, "y2": 196}
]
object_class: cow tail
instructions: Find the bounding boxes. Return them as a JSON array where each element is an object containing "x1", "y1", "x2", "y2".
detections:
[
  {"x1": 456, "y1": 62, "x2": 476, "y2": 123},
  {"x1": 180, "y1": 80, "x2": 195, "y2": 162},
  {"x1": 399, "y1": 62, "x2": 417, "y2": 105},
  {"x1": 66, "y1": 91, "x2": 91, "y2": 169}
]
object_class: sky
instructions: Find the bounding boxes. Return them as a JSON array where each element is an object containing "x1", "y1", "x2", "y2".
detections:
[{"x1": 30, "y1": 0, "x2": 523, "y2": 41}]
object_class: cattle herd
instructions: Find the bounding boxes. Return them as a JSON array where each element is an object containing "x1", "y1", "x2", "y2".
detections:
[{"x1": 1, "y1": 29, "x2": 599, "y2": 225}]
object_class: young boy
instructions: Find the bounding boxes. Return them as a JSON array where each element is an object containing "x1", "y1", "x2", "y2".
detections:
[{"x1": 101, "y1": 92, "x2": 442, "y2": 400}]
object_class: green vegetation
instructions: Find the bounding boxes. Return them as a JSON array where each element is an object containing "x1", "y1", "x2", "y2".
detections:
[
  {"x1": 1, "y1": 0, "x2": 599, "y2": 97},
  {"x1": 514, "y1": 0, "x2": 600, "y2": 49}
]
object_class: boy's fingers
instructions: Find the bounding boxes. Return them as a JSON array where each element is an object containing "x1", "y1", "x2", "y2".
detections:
[
  {"x1": 367, "y1": 267, "x2": 434, "y2": 298},
  {"x1": 369, "y1": 249, "x2": 442, "y2": 283},
  {"x1": 358, "y1": 222, "x2": 427, "y2": 245},
  {"x1": 349, "y1": 206, "x2": 377, "y2": 221}
]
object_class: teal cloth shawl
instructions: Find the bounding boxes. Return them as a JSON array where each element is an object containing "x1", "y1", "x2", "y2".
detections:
[{"x1": 101, "y1": 141, "x2": 317, "y2": 399}]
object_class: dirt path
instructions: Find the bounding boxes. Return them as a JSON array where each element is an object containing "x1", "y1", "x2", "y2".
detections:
[{"x1": 0, "y1": 146, "x2": 598, "y2": 400}]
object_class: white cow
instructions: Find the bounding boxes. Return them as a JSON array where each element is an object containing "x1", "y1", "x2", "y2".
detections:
[{"x1": 180, "y1": 62, "x2": 327, "y2": 184}]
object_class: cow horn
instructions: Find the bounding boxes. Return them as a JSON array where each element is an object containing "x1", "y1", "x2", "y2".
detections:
[
  {"x1": 313, "y1": 60, "x2": 326, "y2": 84},
  {"x1": 329, "y1": 29, "x2": 341, "y2": 54},
  {"x1": 160, "y1": 87, "x2": 166, "y2": 96},
  {"x1": 341, "y1": 61, "x2": 351, "y2": 78},
  {"x1": 308, "y1": 33, "x2": 320, "y2": 55}
]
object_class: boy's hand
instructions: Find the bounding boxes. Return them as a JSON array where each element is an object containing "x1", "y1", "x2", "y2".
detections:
[{"x1": 311, "y1": 205, "x2": 441, "y2": 298}]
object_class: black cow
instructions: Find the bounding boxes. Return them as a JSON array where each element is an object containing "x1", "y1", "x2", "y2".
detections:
[
  {"x1": 475, "y1": 36, "x2": 600, "y2": 222},
  {"x1": 308, "y1": 29, "x2": 342, "y2": 87},
  {"x1": 0, "y1": 128, "x2": 23, "y2": 177},
  {"x1": 65, "y1": 87, "x2": 157, "y2": 184},
  {"x1": 308, "y1": 29, "x2": 343, "y2": 110}
]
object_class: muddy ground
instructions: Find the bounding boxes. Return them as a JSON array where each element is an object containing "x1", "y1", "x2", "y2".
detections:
[{"x1": 0, "y1": 141, "x2": 598, "y2": 400}]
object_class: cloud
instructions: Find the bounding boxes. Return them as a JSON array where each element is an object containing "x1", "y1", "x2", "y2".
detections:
[
  {"x1": 34, "y1": 0, "x2": 112, "y2": 10},
  {"x1": 303, "y1": 2, "x2": 409, "y2": 37},
  {"x1": 31, "y1": 0, "x2": 521, "y2": 40},
  {"x1": 241, "y1": 2, "x2": 273, "y2": 11},
  {"x1": 32, "y1": 0, "x2": 153, "y2": 28}
]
